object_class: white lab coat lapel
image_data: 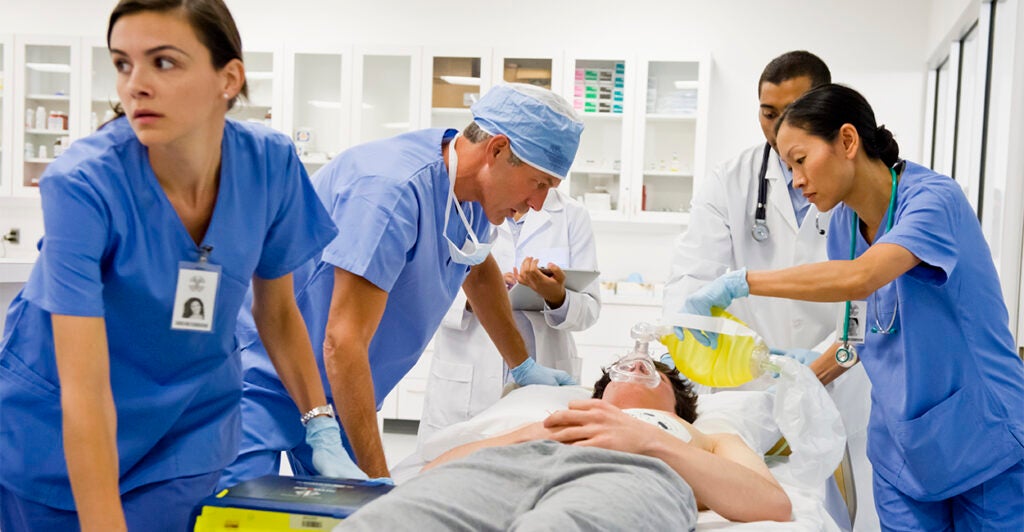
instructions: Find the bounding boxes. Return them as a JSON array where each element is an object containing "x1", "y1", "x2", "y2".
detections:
[
  {"x1": 765, "y1": 151, "x2": 800, "y2": 234},
  {"x1": 516, "y1": 191, "x2": 563, "y2": 250}
]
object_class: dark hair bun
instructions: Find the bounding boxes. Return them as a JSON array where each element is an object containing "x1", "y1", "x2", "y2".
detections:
[{"x1": 874, "y1": 125, "x2": 900, "y2": 167}]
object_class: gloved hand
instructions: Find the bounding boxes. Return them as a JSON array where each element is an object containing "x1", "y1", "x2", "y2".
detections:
[
  {"x1": 769, "y1": 347, "x2": 819, "y2": 366},
  {"x1": 658, "y1": 353, "x2": 676, "y2": 369},
  {"x1": 510, "y1": 358, "x2": 577, "y2": 386},
  {"x1": 675, "y1": 269, "x2": 750, "y2": 348},
  {"x1": 305, "y1": 416, "x2": 368, "y2": 480}
]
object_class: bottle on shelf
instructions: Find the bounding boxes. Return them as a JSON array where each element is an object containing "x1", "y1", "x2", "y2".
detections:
[{"x1": 34, "y1": 106, "x2": 46, "y2": 130}]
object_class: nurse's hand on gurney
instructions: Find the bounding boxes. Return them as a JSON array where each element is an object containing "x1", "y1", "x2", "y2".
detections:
[
  {"x1": 676, "y1": 268, "x2": 750, "y2": 348},
  {"x1": 305, "y1": 416, "x2": 369, "y2": 481},
  {"x1": 510, "y1": 357, "x2": 576, "y2": 386},
  {"x1": 514, "y1": 257, "x2": 566, "y2": 309}
]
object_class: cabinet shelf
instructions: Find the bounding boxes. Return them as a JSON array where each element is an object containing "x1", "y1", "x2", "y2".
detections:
[
  {"x1": 578, "y1": 112, "x2": 623, "y2": 120},
  {"x1": 645, "y1": 113, "x2": 697, "y2": 122},
  {"x1": 26, "y1": 129, "x2": 70, "y2": 136},
  {"x1": 431, "y1": 107, "x2": 472, "y2": 114},
  {"x1": 25, "y1": 157, "x2": 55, "y2": 164},
  {"x1": 27, "y1": 93, "x2": 70, "y2": 101},
  {"x1": 643, "y1": 171, "x2": 693, "y2": 178},
  {"x1": 571, "y1": 167, "x2": 620, "y2": 175}
]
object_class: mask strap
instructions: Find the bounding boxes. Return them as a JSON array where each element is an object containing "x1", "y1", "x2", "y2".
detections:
[{"x1": 445, "y1": 133, "x2": 481, "y2": 247}]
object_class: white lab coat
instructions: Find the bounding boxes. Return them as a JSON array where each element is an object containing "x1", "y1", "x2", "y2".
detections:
[
  {"x1": 418, "y1": 189, "x2": 601, "y2": 446},
  {"x1": 664, "y1": 143, "x2": 876, "y2": 531}
]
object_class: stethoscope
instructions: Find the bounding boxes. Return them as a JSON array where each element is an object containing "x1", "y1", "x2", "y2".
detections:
[
  {"x1": 751, "y1": 142, "x2": 827, "y2": 242},
  {"x1": 835, "y1": 164, "x2": 901, "y2": 368}
]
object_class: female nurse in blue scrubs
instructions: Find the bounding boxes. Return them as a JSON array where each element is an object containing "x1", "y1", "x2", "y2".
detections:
[
  {"x1": 0, "y1": 1, "x2": 346, "y2": 530},
  {"x1": 685, "y1": 84, "x2": 1024, "y2": 530}
]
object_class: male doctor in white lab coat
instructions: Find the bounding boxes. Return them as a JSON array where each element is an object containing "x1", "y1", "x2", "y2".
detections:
[
  {"x1": 418, "y1": 188, "x2": 600, "y2": 446},
  {"x1": 663, "y1": 50, "x2": 876, "y2": 531}
]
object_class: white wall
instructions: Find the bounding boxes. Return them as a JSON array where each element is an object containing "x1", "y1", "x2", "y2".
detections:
[{"x1": 0, "y1": 0, "x2": 934, "y2": 283}]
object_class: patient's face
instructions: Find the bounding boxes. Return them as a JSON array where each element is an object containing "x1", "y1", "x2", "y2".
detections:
[{"x1": 601, "y1": 372, "x2": 678, "y2": 413}]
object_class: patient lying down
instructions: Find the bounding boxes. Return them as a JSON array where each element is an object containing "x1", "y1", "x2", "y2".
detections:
[{"x1": 338, "y1": 361, "x2": 792, "y2": 530}]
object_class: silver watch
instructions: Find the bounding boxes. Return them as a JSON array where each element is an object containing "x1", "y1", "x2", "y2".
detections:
[{"x1": 301, "y1": 404, "x2": 335, "y2": 426}]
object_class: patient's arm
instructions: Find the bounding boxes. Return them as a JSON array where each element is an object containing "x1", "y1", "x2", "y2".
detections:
[
  {"x1": 544, "y1": 400, "x2": 792, "y2": 523},
  {"x1": 423, "y1": 422, "x2": 553, "y2": 471}
]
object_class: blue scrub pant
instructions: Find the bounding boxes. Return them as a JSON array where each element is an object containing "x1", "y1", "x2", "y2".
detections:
[
  {"x1": 873, "y1": 460, "x2": 1023, "y2": 531},
  {"x1": 0, "y1": 470, "x2": 220, "y2": 532},
  {"x1": 218, "y1": 447, "x2": 319, "y2": 490}
]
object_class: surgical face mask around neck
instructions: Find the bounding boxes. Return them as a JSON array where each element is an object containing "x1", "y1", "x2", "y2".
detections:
[{"x1": 444, "y1": 133, "x2": 493, "y2": 266}]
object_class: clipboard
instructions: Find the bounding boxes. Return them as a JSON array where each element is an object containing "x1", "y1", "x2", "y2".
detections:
[{"x1": 508, "y1": 269, "x2": 600, "y2": 311}]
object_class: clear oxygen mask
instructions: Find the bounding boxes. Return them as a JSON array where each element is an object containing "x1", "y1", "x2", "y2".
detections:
[
  {"x1": 654, "y1": 308, "x2": 779, "y2": 388},
  {"x1": 606, "y1": 322, "x2": 665, "y2": 388}
]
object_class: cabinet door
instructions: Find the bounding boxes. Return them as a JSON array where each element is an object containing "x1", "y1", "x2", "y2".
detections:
[
  {"x1": 0, "y1": 36, "x2": 13, "y2": 196},
  {"x1": 229, "y1": 44, "x2": 283, "y2": 133},
  {"x1": 82, "y1": 39, "x2": 119, "y2": 137},
  {"x1": 352, "y1": 46, "x2": 420, "y2": 145},
  {"x1": 285, "y1": 46, "x2": 350, "y2": 177},
  {"x1": 14, "y1": 36, "x2": 81, "y2": 195},
  {"x1": 421, "y1": 48, "x2": 491, "y2": 131},
  {"x1": 631, "y1": 57, "x2": 709, "y2": 224},
  {"x1": 492, "y1": 49, "x2": 562, "y2": 94},
  {"x1": 562, "y1": 53, "x2": 633, "y2": 222}
]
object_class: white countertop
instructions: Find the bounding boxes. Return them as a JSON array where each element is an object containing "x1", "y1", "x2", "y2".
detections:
[{"x1": 0, "y1": 257, "x2": 36, "y2": 284}]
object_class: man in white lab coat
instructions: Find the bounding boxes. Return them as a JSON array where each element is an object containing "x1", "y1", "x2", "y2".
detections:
[
  {"x1": 418, "y1": 188, "x2": 601, "y2": 446},
  {"x1": 663, "y1": 50, "x2": 876, "y2": 531}
]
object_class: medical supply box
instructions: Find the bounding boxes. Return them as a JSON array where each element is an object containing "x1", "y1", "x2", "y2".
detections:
[{"x1": 191, "y1": 475, "x2": 392, "y2": 531}]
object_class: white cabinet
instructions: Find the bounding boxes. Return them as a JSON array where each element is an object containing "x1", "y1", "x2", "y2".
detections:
[
  {"x1": 0, "y1": 36, "x2": 13, "y2": 196},
  {"x1": 12, "y1": 36, "x2": 82, "y2": 195},
  {"x1": 421, "y1": 48, "x2": 492, "y2": 131},
  {"x1": 352, "y1": 46, "x2": 420, "y2": 145},
  {"x1": 82, "y1": 39, "x2": 118, "y2": 136},
  {"x1": 229, "y1": 44, "x2": 283, "y2": 134},
  {"x1": 631, "y1": 56, "x2": 710, "y2": 224},
  {"x1": 561, "y1": 53, "x2": 710, "y2": 225},
  {"x1": 284, "y1": 45, "x2": 351, "y2": 176},
  {"x1": 492, "y1": 49, "x2": 562, "y2": 93}
]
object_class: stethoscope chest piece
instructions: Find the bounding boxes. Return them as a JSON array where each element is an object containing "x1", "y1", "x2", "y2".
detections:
[
  {"x1": 751, "y1": 220, "x2": 770, "y2": 242},
  {"x1": 835, "y1": 344, "x2": 858, "y2": 368}
]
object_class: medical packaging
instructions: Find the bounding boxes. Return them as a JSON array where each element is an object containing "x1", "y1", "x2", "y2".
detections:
[{"x1": 190, "y1": 475, "x2": 392, "y2": 531}]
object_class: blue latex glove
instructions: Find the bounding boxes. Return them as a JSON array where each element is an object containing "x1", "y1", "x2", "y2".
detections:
[
  {"x1": 675, "y1": 268, "x2": 750, "y2": 348},
  {"x1": 305, "y1": 416, "x2": 368, "y2": 480},
  {"x1": 366, "y1": 477, "x2": 395, "y2": 486},
  {"x1": 510, "y1": 358, "x2": 577, "y2": 386},
  {"x1": 658, "y1": 353, "x2": 676, "y2": 369},
  {"x1": 769, "y1": 347, "x2": 819, "y2": 366}
]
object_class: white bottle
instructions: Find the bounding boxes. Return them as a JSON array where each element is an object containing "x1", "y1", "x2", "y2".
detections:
[
  {"x1": 25, "y1": 108, "x2": 34, "y2": 129},
  {"x1": 91, "y1": 112, "x2": 99, "y2": 132},
  {"x1": 34, "y1": 106, "x2": 47, "y2": 130}
]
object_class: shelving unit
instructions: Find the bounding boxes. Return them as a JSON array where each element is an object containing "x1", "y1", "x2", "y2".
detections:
[
  {"x1": 352, "y1": 46, "x2": 419, "y2": 145},
  {"x1": 83, "y1": 40, "x2": 119, "y2": 135},
  {"x1": 228, "y1": 46, "x2": 283, "y2": 133},
  {"x1": 13, "y1": 36, "x2": 81, "y2": 196},
  {"x1": 284, "y1": 44, "x2": 351, "y2": 176},
  {"x1": 422, "y1": 48, "x2": 491, "y2": 131},
  {"x1": 0, "y1": 36, "x2": 11, "y2": 195}
]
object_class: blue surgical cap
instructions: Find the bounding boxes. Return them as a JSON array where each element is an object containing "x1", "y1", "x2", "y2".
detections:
[{"x1": 471, "y1": 83, "x2": 584, "y2": 180}]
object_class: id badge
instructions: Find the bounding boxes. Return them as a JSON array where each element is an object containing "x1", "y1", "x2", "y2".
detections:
[
  {"x1": 171, "y1": 261, "x2": 221, "y2": 333},
  {"x1": 837, "y1": 300, "x2": 867, "y2": 343}
]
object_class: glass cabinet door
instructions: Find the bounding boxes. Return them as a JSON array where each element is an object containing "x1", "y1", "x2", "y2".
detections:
[
  {"x1": 638, "y1": 60, "x2": 701, "y2": 220},
  {"x1": 86, "y1": 43, "x2": 119, "y2": 134},
  {"x1": 0, "y1": 38, "x2": 11, "y2": 194},
  {"x1": 229, "y1": 50, "x2": 279, "y2": 132},
  {"x1": 500, "y1": 57, "x2": 553, "y2": 89},
  {"x1": 425, "y1": 52, "x2": 489, "y2": 131},
  {"x1": 565, "y1": 56, "x2": 628, "y2": 219},
  {"x1": 19, "y1": 42, "x2": 78, "y2": 189},
  {"x1": 290, "y1": 51, "x2": 345, "y2": 176},
  {"x1": 357, "y1": 52, "x2": 415, "y2": 144}
]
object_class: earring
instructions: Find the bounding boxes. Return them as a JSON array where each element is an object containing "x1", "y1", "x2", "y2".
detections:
[{"x1": 223, "y1": 92, "x2": 230, "y2": 99}]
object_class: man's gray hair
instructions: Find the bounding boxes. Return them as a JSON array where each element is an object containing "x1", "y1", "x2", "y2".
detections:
[{"x1": 462, "y1": 122, "x2": 524, "y2": 166}]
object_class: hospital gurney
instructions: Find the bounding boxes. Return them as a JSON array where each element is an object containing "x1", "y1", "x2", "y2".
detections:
[{"x1": 394, "y1": 358, "x2": 850, "y2": 531}]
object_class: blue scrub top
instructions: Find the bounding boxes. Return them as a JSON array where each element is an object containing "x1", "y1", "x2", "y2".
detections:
[
  {"x1": 0, "y1": 117, "x2": 337, "y2": 509},
  {"x1": 236, "y1": 128, "x2": 490, "y2": 447},
  {"x1": 827, "y1": 161, "x2": 1024, "y2": 501}
]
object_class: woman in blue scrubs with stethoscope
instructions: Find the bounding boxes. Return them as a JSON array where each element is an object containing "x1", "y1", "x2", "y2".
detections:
[
  {"x1": 0, "y1": 1, "x2": 342, "y2": 530},
  {"x1": 685, "y1": 84, "x2": 1023, "y2": 530}
]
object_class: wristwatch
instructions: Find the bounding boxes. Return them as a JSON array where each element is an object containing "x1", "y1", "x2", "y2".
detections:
[{"x1": 300, "y1": 404, "x2": 335, "y2": 426}]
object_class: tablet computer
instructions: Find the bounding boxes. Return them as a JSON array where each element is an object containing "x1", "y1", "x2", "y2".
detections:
[{"x1": 508, "y1": 269, "x2": 600, "y2": 311}]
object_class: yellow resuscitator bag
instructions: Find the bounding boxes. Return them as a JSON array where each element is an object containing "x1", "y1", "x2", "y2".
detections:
[{"x1": 659, "y1": 308, "x2": 777, "y2": 388}]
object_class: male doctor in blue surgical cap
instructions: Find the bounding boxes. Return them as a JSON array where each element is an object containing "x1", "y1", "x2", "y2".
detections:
[{"x1": 220, "y1": 83, "x2": 585, "y2": 485}]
